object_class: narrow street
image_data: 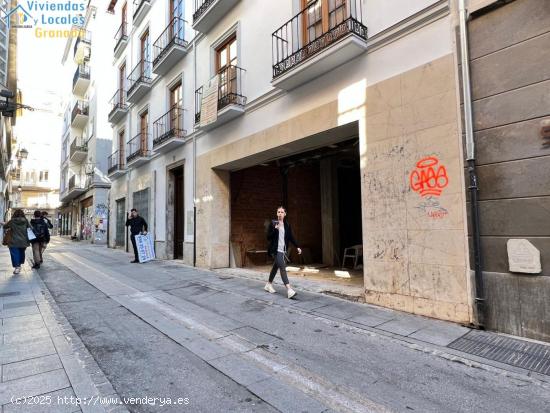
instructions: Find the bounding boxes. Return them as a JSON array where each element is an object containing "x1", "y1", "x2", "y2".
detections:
[{"x1": 7, "y1": 238, "x2": 546, "y2": 412}]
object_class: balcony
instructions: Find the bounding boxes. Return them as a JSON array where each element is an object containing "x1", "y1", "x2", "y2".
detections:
[
  {"x1": 271, "y1": 0, "x2": 367, "y2": 91},
  {"x1": 126, "y1": 133, "x2": 152, "y2": 167},
  {"x1": 127, "y1": 60, "x2": 152, "y2": 103},
  {"x1": 71, "y1": 100, "x2": 89, "y2": 129},
  {"x1": 108, "y1": 150, "x2": 126, "y2": 178},
  {"x1": 73, "y1": 30, "x2": 91, "y2": 63},
  {"x1": 133, "y1": 0, "x2": 151, "y2": 27},
  {"x1": 195, "y1": 65, "x2": 246, "y2": 131},
  {"x1": 72, "y1": 64, "x2": 91, "y2": 96},
  {"x1": 192, "y1": 0, "x2": 239, "y2": 34},
  {"x1": 108, "y1": 89, "x2": 128, "y2": 124},
  {"x1": 153, "y1": 17, "x2": 189, "y2": 76},
  {"x1": 61, "y1": 175, "x2": 87, "y2": 201},
  {"x1": 69, "y1": 137, "x2": 88, "y2": 163},
  {"x1": 114, "y1": 22, "x2": 128, "y2": 58},
  {"x1": 153, "y1": 106, "x2": 186, "y2": 154}
]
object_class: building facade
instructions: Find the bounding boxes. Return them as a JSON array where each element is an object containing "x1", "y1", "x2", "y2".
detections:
[
  {"x1": 463, "y1": 0, "x2": 550, "y2": 341},
  {"x1": 0, "y1": 0, "x2": 16, "y2": 224},
  {"x1": 105, "y1": 0, "x2": 476, "y2": 326},
  {"x1": 58, "y1": 3, "x2": 115, "y2": 244},
  {"x1": 107, "y1": 0, "x2": 195, "y2": 259}
]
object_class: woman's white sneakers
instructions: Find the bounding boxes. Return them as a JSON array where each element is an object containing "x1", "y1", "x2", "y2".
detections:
[{"x1": 264, "y1": 283, "x2": 296, "y2": 299}]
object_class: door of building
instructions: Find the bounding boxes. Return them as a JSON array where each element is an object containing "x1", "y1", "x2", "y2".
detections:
[
  {"x1": 216, "y1": 35, "x2": 237, "y2": 102},
  {"x1": 116, "y1": 198, "x2": 126, "y2": 246},
  {"x1": 140, "y1": 111, "x2": 148, "y2": 154},
  {"x1": 170, "y1": 81, "x2": 182, "y2": 131},
  {"x1": 301, "y1": 0, "x2": 347, "y2": 44},
  {"x1": 174, "y1": 167, "x2": 184, "y2": 259},
  {"x1": 118, "y1": 129, "x2": 125, "y2": 166},
  {"x1": 80, "y1": 196, "x2": 93, "y2": 241}
]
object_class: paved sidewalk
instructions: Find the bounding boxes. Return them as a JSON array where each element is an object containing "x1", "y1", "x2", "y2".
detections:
[{"x1": 0, "y1": 247, "x2": 128, "y2": 413}]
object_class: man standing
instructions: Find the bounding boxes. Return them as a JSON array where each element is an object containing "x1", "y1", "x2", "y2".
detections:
[
  {"x1": 125, "y1": 208, "x2": 148, "y2": 263},
  {"x1": 41, "y1": 211, "x2": 53, "y2": 261}
]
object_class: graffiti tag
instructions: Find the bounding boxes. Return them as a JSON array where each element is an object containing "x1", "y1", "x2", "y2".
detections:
[{"x1": 409, "y1": 156, "x2": 449, "y2": 197}]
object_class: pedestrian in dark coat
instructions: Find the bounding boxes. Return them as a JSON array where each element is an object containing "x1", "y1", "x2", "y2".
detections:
[
  {"x1": 265, "y1": 206, "x2": 301, "y2": 299},
  {"x1": 41, "y1": 211, "x2": 53, "y2": 258},
  {"x1": 1, "y1": 209, "x2": 31, "y2": 274},
  {"x1": 30, "y1": 210, "x2": 48, "y2": 269}
]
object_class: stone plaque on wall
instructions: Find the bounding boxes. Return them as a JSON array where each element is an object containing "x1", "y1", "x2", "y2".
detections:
[{"x1": 507, "y1": 239, "x2": 542, "y2": 274}]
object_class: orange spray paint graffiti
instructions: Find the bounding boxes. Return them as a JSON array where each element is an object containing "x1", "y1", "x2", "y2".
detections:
[{"x1": 409, "y1": 156, "x2": 449, "y2": 197}]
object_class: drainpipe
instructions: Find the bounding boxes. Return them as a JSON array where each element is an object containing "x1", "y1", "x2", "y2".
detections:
[
  {"x1": 459, "y1": 0, "x2": 485, "y2": 328},
  {"x1": 192, "y1": 29, "x2": 197, "y2": 268}
]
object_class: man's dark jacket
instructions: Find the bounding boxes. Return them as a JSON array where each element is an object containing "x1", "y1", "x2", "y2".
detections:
[
  {"x1": 266, "y1": 221, "x2": 299, "y2": 257},
  {"x1": 43, "y1": 217, "x2": 53, "y2": 243},
  {"x1": 30, "y1": 218, "x2": 48, "y2": 243},
  {"x1": 126, "y1": 216, "x2": 148, "y2": 235}
]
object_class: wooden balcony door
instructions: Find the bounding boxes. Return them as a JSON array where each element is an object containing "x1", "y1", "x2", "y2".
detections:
[
  {"x1": 122, "y1": 2, "x2": 127, "y2": 25},
  {"x1": 170, "y1": 0, "x2": 184, "y2": 39},
  {"x1": 302, "y1": 0, "x2": 347, "y2": 45},
  {"x1": 216, "y1": 35, "x2": 237, "y2": 100},
  {"x1": 118, "y1": 130, "x2": 125, "y2": 166},
  {"x1": 140, "y1": 30, "x2": 150, "y2": 76},
  {"x1": 119, "y1": 63, "x2": 126, "y2": 103},
  {"x1": 140, "y1": 111, "x2": 148, "y2": 154},
  {"x1": 170, "y1": 82, "x2": 182, "y2": 132}
]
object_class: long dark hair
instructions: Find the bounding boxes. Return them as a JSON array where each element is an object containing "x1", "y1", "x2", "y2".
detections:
[{"x1": 12, "y1": 209, "x2": 25, "y2": 218}]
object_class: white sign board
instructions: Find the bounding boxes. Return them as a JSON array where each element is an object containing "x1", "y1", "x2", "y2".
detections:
[
  {"x1": 200, "y1": 75, "x2": 219, "y2": 128},
  {"x1": 136, "y1": 233, "x2": 156, "y2": 263}
]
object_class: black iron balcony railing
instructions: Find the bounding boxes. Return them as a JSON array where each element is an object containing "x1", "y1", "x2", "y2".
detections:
[
  {"x1": 73, "y1": 29, "x2": 92, "y2": 58},
  {"x1": 114, "y1": 22, "x2": 128, "y2": 51},
  {"x1": 68, "y1": 175, "x2": 86, "y2": 191},
  {"x1": 153, "y1": 17, "x2": 188, "y2": 66},
  {"x1": 272, "y1": 0, "x2": 367, "y2": 78},
  {"x1": 153, "y1": 105, "x2": 186, "y2": 147},
  {"x1": 133, "y1": 0, "x2": 150, "y2": 20},
  {"x1": 127, "y1": 133, "x2": 151, "y2": 162},
  {"x1": 109, "y1": 89, "x2": 128, "y2": 116},
  {"x1": 108, "y1": 150, "x2": 125, "y2": 174},
  {"x1": 127, "y1": 60, "x2": 152, "y2": 96},
  {"x1": 195, "y1": 65, "x2": 246, "y2": 124},
  {"x1": 70, "y1": 137, "x2": 88, "y2": 156},
  {"x1": 72, "y1": 64, "x2": 91, "y2": 89},
  {"x1": 193, "y1": 0, "x2": 215, "y2": 23},
  {"x1": 71, "y1": 100, "x2": 89, "y2": 123}
]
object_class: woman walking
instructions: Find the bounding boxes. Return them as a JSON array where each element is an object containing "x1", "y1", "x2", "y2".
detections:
[
  {"x1": 2, "y1": 209, "x2": 31, "y2": 274},
  {"x1": 265, "y1": 206, "x2": 301, "y2": 299}
]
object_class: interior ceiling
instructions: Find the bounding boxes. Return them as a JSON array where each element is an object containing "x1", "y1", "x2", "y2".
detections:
[{"x1": 215, "y1": 121, "x2": 360, "y2": 172}]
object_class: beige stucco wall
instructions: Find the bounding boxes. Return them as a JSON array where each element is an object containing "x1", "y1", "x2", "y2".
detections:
[{"x1": 195, "y1": 54, "x2": 471, "y2": 324}]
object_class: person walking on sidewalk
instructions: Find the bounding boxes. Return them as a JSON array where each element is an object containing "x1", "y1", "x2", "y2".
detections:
[
  {"x1": 265, "y1": 206, "x2": 301, "y2": 299},
  {"x1": 30, "y1": 210, "x2": 49, "y2": 269},
  {"x1": 1, "y1": 209, "x2": 31, "y2": 274},
  {"x1": 126, "y1": 208, "x2": 148, "y2": 263},
  {"x1": 40, "y1": 211, "x2": 53, "y2": 259}
]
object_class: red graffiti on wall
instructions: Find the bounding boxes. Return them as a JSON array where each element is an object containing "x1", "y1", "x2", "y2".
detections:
[{"x1": 409, "y1": 156, "x2": 449, "y2": 197}]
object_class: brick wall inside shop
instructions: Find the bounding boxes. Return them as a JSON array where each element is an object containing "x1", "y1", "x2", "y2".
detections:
[
  {"x1": 231, "y1": 163, "x2": 322, "y2": 266},
  {"x1": 287, "y1": 164, "x2": 322, "y2": 263}
]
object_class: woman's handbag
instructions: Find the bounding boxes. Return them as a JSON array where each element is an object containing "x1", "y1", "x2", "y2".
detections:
[
  {"x1": 27, "y1": 227, "x2": 36, "y2": 241},
  {"x1": 2, "y1": 228, "x2": 11, "y2": 246}
]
